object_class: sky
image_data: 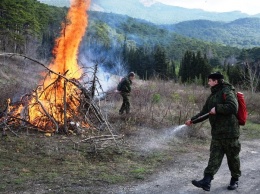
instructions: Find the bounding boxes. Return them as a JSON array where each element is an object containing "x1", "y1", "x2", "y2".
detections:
[{"x1": 141, "y1": 0, "x2": 260, "y2": 15}]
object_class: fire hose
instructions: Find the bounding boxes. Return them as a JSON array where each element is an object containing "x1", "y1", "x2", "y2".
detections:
[{"x1": 191, "y1": 113, "x2": 210, "y2": 123}]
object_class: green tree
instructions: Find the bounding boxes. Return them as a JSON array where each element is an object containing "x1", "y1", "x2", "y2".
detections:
[
  {"x1": 179, "y1": 50, "x2": 192, "y2": 83},
  {"x1": 179, "y1": 50, "x2": 211, "y2": 85},
  {"x1": 154, "y1": 45, "x2": 168, "y2": 79},
  {"x1": 0, "y1": 0, "x2": 66, "y2": 57},
  {"x1": 227, "y1": 64, "x2": 244, "y2": 86},
  {"x1": 168, "y1": 59, "x2": 177, "y2": 80}
]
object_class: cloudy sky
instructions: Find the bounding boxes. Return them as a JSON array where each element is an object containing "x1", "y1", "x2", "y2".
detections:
[{"x1": 140, "y1": 0, "x2": 260, "y2": 15}]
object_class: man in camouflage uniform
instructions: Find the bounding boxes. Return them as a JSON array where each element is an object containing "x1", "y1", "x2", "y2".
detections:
[
  {"x1": 185, "y1": 72, "x2": 241, "y2": 191},
  {"x1": 118, "y1": 72, "x2": 135, "y2": 115}
]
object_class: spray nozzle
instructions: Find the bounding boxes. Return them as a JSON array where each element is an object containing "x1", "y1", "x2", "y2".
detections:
[{"x1": 191, "y1": 113, "x2": 210, "y2": 123}]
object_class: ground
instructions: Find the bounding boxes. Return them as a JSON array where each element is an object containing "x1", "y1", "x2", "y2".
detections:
[
  {"x1": 108, "y1": 139, "x2": 260, "y2": 194},
  {"x1": 103, "y1": 126, "x2": 260, "y2": 194},
  {"x1": 1, "y1": 125, "x2": 259, "y2": 194}
]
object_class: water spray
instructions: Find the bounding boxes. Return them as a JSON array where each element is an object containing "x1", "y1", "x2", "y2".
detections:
[{"x1": 140, "y1": 113, "x2": 210, "y2": 152}]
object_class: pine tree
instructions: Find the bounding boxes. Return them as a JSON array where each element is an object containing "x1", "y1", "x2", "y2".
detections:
[
  {"x1": 179, "y1": 50, "x2": 192, "y2": 83},
  {"x1": 154, "y1": 45, "x2": 168, "y2": 79},
  {"x1": 179, "y1": 50, "x2": 212, "y2": 85}
]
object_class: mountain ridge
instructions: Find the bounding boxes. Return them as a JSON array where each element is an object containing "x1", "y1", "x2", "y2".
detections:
[
  {"x1": 162, "y1": 17, "x2": 260, "y2": 48},
  {"x1": 38, "y1": 0, "x2": 260, "y2": 24},
  {"x1": 88, "y1": 10, "x2": 260, "y2": 48}
]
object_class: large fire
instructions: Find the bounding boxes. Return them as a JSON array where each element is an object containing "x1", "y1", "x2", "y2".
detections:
[{"x1": 23, "y1": 0, "x2": 91, "y2": 132}]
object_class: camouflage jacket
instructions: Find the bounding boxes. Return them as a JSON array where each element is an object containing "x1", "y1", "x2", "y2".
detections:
[
  {"x1": 191, "y1": 82, "x2": 240, "y2": 139},
  {"x1": 120, "y1": 77, "x2": 132, "y2": 93}
]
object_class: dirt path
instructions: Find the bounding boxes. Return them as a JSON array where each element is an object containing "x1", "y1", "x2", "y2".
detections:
[{"x1": 109, "y1": 138, "x2": 260, "y2": 194}]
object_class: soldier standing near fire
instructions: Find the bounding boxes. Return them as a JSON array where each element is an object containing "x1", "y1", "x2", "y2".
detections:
[
  {"x1": 0, "y1": 99, "x2": 10, "y2": 136},
  {"x1": 185, "y1": 72, "x2": 241, "y2": 191},
  {"x1": 117, "y1": 72, "x2": 135, "y2": 115}
]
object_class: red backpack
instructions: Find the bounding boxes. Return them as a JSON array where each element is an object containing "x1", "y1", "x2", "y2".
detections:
[
  {"x1": 223, "y1": 92, "x2": 248, "y2": 125},
  {"x1": 236, "y1": 92, "x2": 247, "y2": 125}
]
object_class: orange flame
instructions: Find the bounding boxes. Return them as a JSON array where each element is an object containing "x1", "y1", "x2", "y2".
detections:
[
  {"x1": 49, "y1": 0, "x2": 90, "y2": 78},
  {"x1": 27, "y1": 0, "x2": 91, "y2": 131}
]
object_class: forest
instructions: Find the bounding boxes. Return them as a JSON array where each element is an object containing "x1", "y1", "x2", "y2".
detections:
[{"x1": 1, "y1": 0, "x2": 260, "y2": 91}]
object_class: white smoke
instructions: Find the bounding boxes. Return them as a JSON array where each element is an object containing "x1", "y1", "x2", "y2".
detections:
[{"x1": 78, "y1": 46, "x2": 128, "y2": 97}]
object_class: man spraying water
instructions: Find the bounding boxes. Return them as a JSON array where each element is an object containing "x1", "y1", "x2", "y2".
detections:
[{"x1": 185, "y1": 72, "x2": 241, "y2": 192}]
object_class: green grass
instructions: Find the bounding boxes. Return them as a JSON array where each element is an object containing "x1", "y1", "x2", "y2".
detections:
[
  {"x1": 0, "y1": 134, "x2": 177, "y2": 193},
  {"x1": 241, "y1": 120, "x2": 260, "y2": 139},
  {"x1": 130, "y1": 167, "x2": 147, "y2": 179}
]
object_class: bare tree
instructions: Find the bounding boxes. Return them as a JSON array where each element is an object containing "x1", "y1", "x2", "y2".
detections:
[
  {"x1": 242, "y1": 61, "x2": 260, "y2": 93},
  {"x1": 112, "y1": 56, "x2": 128, "y2": 76}
]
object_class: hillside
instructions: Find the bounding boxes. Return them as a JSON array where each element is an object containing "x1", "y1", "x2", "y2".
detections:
[
  {"x1": 35, "y1": 1, "x2": 260, "y2": 49},
  {"x1": 86, "y1": 11, "x2": 241, "y2": 61},
  {"x1": 38, "y1": 0, "x2": 259, "y2": 24},
  {"x1": 0, "y1": 0, "x2": 240, "y2": 63},
  {"x1": 0, "y1": 0, "x2": 66, "y2": 57},
  {"x1": 162, "y1": 17, "x2": 260, "y2": 48}
]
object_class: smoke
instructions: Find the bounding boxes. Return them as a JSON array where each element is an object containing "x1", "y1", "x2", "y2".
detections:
[
  {"x1": 78, "y1": 43, "x2": 128, "y2": 96},
  {"x1": 78, "y1": 10, "x2": 146, "y2": 96}
]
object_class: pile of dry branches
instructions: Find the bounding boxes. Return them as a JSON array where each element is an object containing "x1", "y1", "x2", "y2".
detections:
[{"x1": 0, "y1": 53, "x2": 122, "y2": 152}]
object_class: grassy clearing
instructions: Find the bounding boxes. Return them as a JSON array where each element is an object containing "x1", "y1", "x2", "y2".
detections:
[
  {"x1": 240, "y1": 120, "x2": 260, "y2": 139},
  {"x1": 1, "y1": 77, "x2": 260, "y2": 193},
  {"x1": 0, "y1": 133, "x2": 189, "y2": 193},
  {"x1": 0, "y1": 129, "x2": 212, "y2": 193}
]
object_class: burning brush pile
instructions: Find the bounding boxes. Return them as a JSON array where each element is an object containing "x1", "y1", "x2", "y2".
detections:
[{"x1": 0, "y1": 0, "x2": 121, "y2": 150}]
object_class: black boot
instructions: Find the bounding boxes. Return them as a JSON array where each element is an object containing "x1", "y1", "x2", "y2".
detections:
[
  {"x1": 227, "y1": 177, "x2": 238, "y2": 190},
  {"x1": 119, "y1": 108, "x2": 124, "y2": 115},
  {"x1": 192, "y1": 174, "x2": 213, "y2": 191}
]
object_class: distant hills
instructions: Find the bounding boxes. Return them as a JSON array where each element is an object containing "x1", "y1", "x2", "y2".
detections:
[
  {"x1": 85, "y1": 11, "x2": 241, "y2": 66},
  {"x1": 37, "y1": 0, "x2": 260, "y2": 48},
  {"x1": 162, "y1": 17, "x2": 260, "y2": 48},
  {"x1": 88, "y1": 10, "x2": 260, "y2": 48},
  {"x1": 38, "y1": 0, "x2": 260, "y2": 24}
]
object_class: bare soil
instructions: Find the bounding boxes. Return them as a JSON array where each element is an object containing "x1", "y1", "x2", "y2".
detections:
[{"x1": 108, "y1": 139, "x2": 260, "y2": 194}]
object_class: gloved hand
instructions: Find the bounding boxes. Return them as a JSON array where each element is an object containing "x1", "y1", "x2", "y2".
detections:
[{"x1": 185, "y1": 120, "x2": 192, "y2": 126}]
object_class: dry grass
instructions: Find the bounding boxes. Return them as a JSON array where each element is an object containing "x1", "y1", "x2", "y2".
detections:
[
  {"x1": 242, "y1": 90, "x2": 260, "y2": 120},
  {"x1": 0, "y1": 56, "x2": 44, "y2": 106},
  {"x1": 102, "y1": 78, "x2": 211, "y2": 139},
  {"x1": 102, "y1": 78, "x2": 260, "y2": 140}
]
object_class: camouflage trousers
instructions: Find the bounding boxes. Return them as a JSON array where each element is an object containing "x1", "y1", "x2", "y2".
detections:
[
  {"x1": 204, "y1": 138, "x2": 241, "y2": 179},
  {"x1": 119, "y1": 93, "x2": 130, "y2": 114}
]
